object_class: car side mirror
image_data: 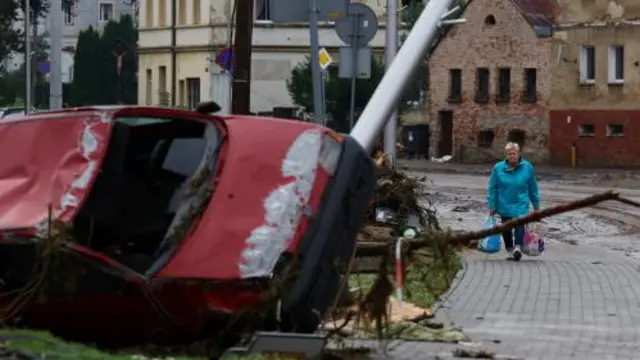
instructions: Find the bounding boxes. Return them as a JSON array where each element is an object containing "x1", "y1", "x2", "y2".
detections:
[{"x1": 195, "y1": 101, "x2": 221, "y2": 114}]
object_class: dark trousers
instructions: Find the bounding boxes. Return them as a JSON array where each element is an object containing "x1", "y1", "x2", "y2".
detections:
[{"x1": 501, "y1": 216, "x2": 525, "y2": 250}]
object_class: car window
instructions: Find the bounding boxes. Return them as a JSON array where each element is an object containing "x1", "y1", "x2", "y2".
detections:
[
  {"x1": 2, "y1": 108, "x2": 26, "y2": 118},
  {"x1": 117, "y1": 117, "x2": 172, "y2": 126}
]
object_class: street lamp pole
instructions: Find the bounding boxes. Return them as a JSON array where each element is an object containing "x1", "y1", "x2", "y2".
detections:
[
  {"x1": 25, "y1": 0, "x2": 32, "y2": 113},
  {"x1": 382, "y1": 0, "x2": 398, "y2": 165}
]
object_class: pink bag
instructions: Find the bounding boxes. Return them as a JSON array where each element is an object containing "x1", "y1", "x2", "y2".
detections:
[{"x1": 523, "y1": 224, "x2": 545, "y2": 256}]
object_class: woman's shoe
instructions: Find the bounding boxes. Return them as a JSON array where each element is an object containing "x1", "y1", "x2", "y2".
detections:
[{"x1": 512, "y1": 246, "x2": 522, "y2": 262}]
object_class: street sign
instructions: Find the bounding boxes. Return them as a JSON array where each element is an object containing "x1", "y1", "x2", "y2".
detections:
[
  {"x1": 216, "y1": 47, "x2": 234, "y2": 71},
  {"x1": 261, "y1": 0, "x2": 348, "y2": 22},
  {"x1": 338, "y1": 46, "x2": 371, "y2": 79},
  {"x1": 334, "y1": 3, "x2": 378, "y2": 47},
  {"x1": 318, "y1": 47, "x2": 333, "y2": 70}
]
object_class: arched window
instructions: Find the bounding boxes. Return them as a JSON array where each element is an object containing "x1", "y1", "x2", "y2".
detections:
[{"x1": 484, "y1": 15, "x2": 496, "y2": 25}]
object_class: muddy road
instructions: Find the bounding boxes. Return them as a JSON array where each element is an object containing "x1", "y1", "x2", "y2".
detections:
[{"x1": 411, "y1": 172, "x2": 640, "y2": 258}]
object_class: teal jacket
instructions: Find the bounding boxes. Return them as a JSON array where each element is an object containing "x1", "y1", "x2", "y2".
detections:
[{"x1": 487, "y1": 159, "x2": 540, "y2": 218}]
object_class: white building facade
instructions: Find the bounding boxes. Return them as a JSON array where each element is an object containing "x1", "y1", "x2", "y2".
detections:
[
  {"x1": 4, "y1": 0, "x2": 136, "y2": 83},
  {"x1": 137, "y1": 0, "x2": 393, "y2": 113}
]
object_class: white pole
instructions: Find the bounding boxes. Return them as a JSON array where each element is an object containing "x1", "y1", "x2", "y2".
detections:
[
  {"x1": 382, "y1": 0, "x2": 398, "y2": 165},
  {"x1": 350, "y1": 0, "x2": 456, "y2": 151},
  {"x1": 25, "y1": 0, "x2": 32, "y2": 113},
  {"x1": 49, "y1": 0, "x2": 63, "y2": 109}
]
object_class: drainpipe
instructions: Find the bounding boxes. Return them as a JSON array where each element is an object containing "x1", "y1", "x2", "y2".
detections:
[{"x1": 170, "y1": 0, "x2": 177, "y2": 106}]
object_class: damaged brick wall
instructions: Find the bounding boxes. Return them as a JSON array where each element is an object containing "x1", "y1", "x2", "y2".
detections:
[
  {"x1": 428, "y1": 0, "x2": 552, "y2": 164},
  {"x1": 549, "y1": 110, "x2": 640, "y2": 167}
]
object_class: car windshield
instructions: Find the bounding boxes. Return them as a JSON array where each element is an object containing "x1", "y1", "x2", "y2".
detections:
[{"x1": 0, "y1": 108, "x2": 26, "y2": 118}]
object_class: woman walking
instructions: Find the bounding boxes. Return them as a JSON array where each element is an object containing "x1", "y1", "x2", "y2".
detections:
[{"x1": 487, "y1": 142, "x2": 540, "y2": 261}]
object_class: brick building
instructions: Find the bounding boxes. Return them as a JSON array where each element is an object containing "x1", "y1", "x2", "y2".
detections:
[
  {"x1": 427, "y1": 0, "x2": 559, "y2": 163},
  {"x1": 548, "y1": 22, "x2": 640, "y2": 167}
]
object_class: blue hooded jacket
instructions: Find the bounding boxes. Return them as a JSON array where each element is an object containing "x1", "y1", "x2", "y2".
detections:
[{"x1": 487, "y1": 158, "x2": 540, "y2": 218}]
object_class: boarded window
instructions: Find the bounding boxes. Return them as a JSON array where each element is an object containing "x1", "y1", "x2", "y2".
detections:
[
  {"x1": 498, "y1": 68, "x2": 511, "y2": 103},
  {"x1": 475, "y1": 68, "x2": 489, "y2": 103},
  {"x1": 478, "y1": 130, "x2": 494, "y2": 148},
  {"x1": 607, "y1": 124, "x2": 623, "y2": 136},
  {"x1": 579, "y1": 124, "x2": 595, "y2": 136},
  {"x1": 508, "y1": 129, "x2": 525, "y2": 148},
  {"x1": 523, "y1": 68, "x2": 537, "y2": 102},
  {"x1": 448, "y1": 69, "x2": 462, "y2": 103}
]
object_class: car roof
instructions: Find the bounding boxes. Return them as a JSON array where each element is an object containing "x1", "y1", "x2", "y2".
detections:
[{"x1": 0, "y1": 105, "x2": 219, "y2": 124}]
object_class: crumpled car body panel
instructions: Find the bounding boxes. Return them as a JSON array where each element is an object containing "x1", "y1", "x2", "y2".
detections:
[{"x1": 0, "y1": 112, "x2": 111, "y2": 233}]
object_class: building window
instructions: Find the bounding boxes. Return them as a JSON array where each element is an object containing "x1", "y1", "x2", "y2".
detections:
[
  {"x1": 64, "y1": 2, "x2": 75, "y2": 26},
  {"x1": 256, "y1": 0, "x2": 271, "y2": 20},
  {"x1": 99, "y1": 2, "x2": 114, "y2": 22},
  {"x1": 508, "y1": 129, "x2": 525, "y2": 148},
  {"x1": 475, "y1": 68, "x2": 489, "y2": 103},
  {"x1": 145, "y1": 69, "x2": 152, "y2": 105},
  {"x1": 187, "y1": 78, "x2": 201, "y2": 109},
  {"x1": 579, "y1": 124, "x2": 595, "y2": 137},
  {"x1": 608, "y1": 45, "x2": 624, "y2": 83},
  {"x1": 178, "y1": 0, "x2": 186, "y2": 25},
  {"x1": 158, "y1": 66, "x2": 167, "y2": 93},
  {"x1": 497, "y1": 68, "x2": 510, "y2": 103},
  {"x1": 478, "y1": 130, "x2": 494, "y2": 148},
  {"x1": 145, "y1": 0, "x2": 153, "y2": 27},
  {"x1": 193, "y1": 0, "x2": 201, "y2": 24},
  {"x1": 523, "y1": 68, "x2": 537, "y2": 103},
  {"x1": 179, "y1": 80, "x2": 186, "y2": 107},
  {"x1": 448, "y1": 69, "x2": 461, "y2": 103},
  {"x1": 158, "y1": 0, "x2": 166, "y2": 26},
  {"x1": 579, "y1": 45, "x2": 595, "y2": 84},
  {"x1": 607, "y1": 124, "x2": 623, "y2": 137}
]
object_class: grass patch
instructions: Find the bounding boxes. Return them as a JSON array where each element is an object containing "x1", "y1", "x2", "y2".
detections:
[
  {"x1": 0, "y1": 330, "x2": 203, "y2": 360},
  {"x1": 349, "y1": 251, "x2": 462, "y2": 309}
]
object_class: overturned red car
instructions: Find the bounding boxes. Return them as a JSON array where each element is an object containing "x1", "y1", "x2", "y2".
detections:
[{"x1": 0, "y1": 104, "x2": 375, "y2": 348}]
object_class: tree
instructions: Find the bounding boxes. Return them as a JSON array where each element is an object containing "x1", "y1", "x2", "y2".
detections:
[
  {"x1": 69, "y1": 27, "x2": 102, "y2": 106},
  {"x1": 99, "y1": 14, "x2": 138, "y2": 104},
  {"x1": 70, "y1": 14, "x2": 138, "y2": 105},
  {"x1": 287, "y1": 56, "x2": 385, "y2": 132},
  {"x1": 0, "y1": 1, "x2": 20, "y2": 72}
]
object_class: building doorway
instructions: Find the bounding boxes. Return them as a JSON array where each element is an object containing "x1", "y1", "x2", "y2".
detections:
[{"x1": 438, "y1": 110, "x2": 453, "y2": 157}]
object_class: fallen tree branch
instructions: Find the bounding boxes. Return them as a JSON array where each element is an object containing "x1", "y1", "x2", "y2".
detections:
[
  {"x1": 356, "y1": 190, "x2": 620, "y2": 257},
  {"x1": 615, "y1": 196, "x2": 640, "y2": 209}
]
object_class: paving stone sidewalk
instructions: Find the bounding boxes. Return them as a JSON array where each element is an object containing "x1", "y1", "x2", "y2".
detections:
[
  {"x1": 344, "y1": 241, "x2": 640, "y2": 359},
  {"x1": 432, "y1": 242, "x2": 640, "y2": 359}
]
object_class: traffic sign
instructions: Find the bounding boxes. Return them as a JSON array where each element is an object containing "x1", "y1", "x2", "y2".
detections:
[
  {"x1": 318, "y1": 47, "x2": 333, "y2": 70},
  {"x1": 216, "y1": 47, "x2": 234, "y2": 71}
]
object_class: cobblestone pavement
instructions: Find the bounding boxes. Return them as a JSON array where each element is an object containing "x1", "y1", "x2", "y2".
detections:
[
  {"x1": 434, "y1": 243, "x2": 640, "y2": 359},
  {"x1": 340, "y1": 172, "x2": 640, "y2": 359},
  {"x1": 344, "y1": 242, "x2": 640, "y2": 359}
]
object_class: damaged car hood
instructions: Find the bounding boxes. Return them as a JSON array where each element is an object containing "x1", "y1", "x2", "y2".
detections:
[{"x1": 0, "y1": 112, "x2": 110, "y2": 233}]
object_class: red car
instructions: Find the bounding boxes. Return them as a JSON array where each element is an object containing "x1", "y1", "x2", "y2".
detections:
[{"x1": 0, "y1": 104, "x2": 375, "y2": 349}]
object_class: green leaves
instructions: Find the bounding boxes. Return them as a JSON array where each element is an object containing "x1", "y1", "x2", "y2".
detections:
[{"x1": 286, "y1": 55, "x2": 385, "y2": 132}]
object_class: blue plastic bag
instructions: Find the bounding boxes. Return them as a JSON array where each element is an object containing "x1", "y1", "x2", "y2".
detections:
[{"x1": 478, "y1": 216, "x2": 501, "y2": 253}]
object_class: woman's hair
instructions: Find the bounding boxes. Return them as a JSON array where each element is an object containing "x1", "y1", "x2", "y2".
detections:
[{"x1": 505, "y1": 142, "x2": 520, "y2": 152}]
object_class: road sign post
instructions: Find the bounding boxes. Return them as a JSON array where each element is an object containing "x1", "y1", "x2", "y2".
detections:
[{"x1": 335, "y1": 3, "x2": 378, "y2": 130}]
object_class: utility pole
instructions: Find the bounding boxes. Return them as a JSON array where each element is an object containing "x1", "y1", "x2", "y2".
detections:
[
  {"x1": 232, "y1": 0, "x2": 253, "y2": 114},
  {"x1": 49, "y1": 0, "x2": 63, "y2": 109},
  {"x1": 308, "y1": 0, "x2": 324, "y2": 123},
  {"x1": 383, "y1": 0, "x2": 398, "y2": 165},
  {"x1": 25, "y1": 0, "x2": 32, "y2": 113}
]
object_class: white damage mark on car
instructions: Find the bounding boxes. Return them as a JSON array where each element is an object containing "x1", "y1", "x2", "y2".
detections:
[
  {"x1": 239, "y1": 128, "x2": 323, "y2": 278},
  {"x1": 36, "y1": 120, "x2": 106, "y2": 236}
]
